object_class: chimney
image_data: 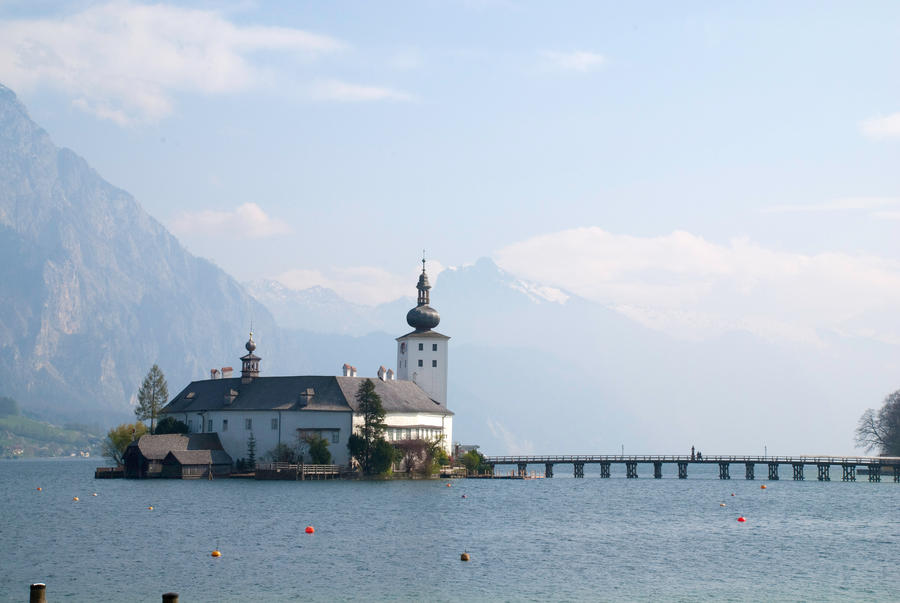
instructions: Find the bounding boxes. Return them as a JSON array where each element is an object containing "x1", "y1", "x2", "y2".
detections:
[
  {"x1": 350, "y1": 366, "x2": 357, "y2": 377},
  {"x1": 386, "y1": 368, "x2": 395, "y2": 380},
  {"x1": 221, "y1": 366, "x2": 233, "y2": 379},
  {"x1": 210, "y1": 368, "x2": 219, "y2": 380},
  {"x1": 342, "y1": 363, "x2": 351, "y2": 377},
  {"x1": 377, "y1": 366, "x2": 386, "y2": 381}
]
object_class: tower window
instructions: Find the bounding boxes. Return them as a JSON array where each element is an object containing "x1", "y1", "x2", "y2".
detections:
[
  {"x1": 418, "y1": 343, "x2": 424, "y2": 351},
  {"x1": 245, "y1": 418, "x2": 252, "y2": 430},
  {"x1": 433, "y1": 344, "x2": 438, "y2": 351},
  {"x1": 207, "y1": 419, "x2": 212, "y2": 432},
  {"x1": 418, "y1": 359, "x2": 423, "y2": 367},
  {"x1": 223, "y1": 419, "x2": 228, "y2": 431},
  {"x1": 432, "y1": 360, "x2": 437, "y2": 367},
  {"x1": 271, "y1": 418, "x2": 278, "y2": 430}
]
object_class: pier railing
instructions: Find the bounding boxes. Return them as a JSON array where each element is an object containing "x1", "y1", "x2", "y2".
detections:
[{"x1": 480, "y1": 454, "x2": 900, "y2": 481}]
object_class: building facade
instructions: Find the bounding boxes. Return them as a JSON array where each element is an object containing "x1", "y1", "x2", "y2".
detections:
[{"x1": 160, "y1": 260, "x2": 453, "y2": 467}]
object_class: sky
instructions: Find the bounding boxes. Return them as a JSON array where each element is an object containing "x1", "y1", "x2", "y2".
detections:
[{"x1": 1, "y1": 0, "x2": 900, "y2": 347}]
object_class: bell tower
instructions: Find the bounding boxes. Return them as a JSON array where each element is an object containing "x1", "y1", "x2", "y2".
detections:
[
  {"x1": 396, "y1": 255, "x2": 449, "y2": 406},
  {"x1": 240, "y1": 331, "x2": 261, "y2": 384}
]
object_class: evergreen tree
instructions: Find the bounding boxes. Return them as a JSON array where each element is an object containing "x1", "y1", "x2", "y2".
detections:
[
  {"x1": 247, "y1": 432, "x2": 257, "y2": 469},
  {"x1": 351, "y1": 379, "x2": 388, "y2": 474},
  {"x1": 134, "y1": 364, "x2": 168, "y2": 434}
]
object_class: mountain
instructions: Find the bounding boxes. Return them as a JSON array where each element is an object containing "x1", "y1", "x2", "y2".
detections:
[{"x1": 0, "y1": 84, "x2": 285, "y2": 421}]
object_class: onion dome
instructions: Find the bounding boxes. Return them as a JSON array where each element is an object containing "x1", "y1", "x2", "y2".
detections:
[
  {"x1": 407, "y1": 257, "x2": 440, "y2": 331},
  {"x1": 245, "y1": 332, "x2": 256, "y2": 352}
]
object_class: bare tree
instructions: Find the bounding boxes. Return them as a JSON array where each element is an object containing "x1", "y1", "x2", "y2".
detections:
[{"x1": 855, "y1": 390, "x2": 900, "y2": 456}]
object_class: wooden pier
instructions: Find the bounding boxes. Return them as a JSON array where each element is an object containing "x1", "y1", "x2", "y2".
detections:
[
  {"x1": 254, "y1": 462, "x2": 343, "y2": 480},
  {"x1": 482, "y1": 455, "x2": 900, "y2": 482}
]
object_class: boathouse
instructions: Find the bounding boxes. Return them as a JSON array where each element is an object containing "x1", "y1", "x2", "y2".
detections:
[
  {"x1": 161, "y1": 449, "x2": 232, "y2": 479},
  {"x1": 124, "y1": 433, "x2": 231, "y2": 478}
]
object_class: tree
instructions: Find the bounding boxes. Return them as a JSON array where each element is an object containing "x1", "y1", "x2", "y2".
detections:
[
  {"x1": 154, "y1": 416, "x2": 189, "y2": 434},
  {"x1": 246, "y1": 432, "x2": 257, "y2": 469},
  {"x1": 370, "y1": 438, "x2": 400, "y2": 475},
  {"x1": 461, "y1": 450, "x2": 488, "y2": 475},
  {"x1": 856, "y1": 390, "x2": 900, "y2": 456},
  {"x1": 0, "y1": 395, "x2": 20, "y2": 417},
  {"x1": 102, "y1": 422, "x2": 149, "y2": 466},
  {"x1": 134, "y1": 364, "x2": 168, "y2": 434},
  {"x1": 302, "y1": 433, "x2": 332, "y2": 464},
  {"x1": 264, "y1": 443, "x2": 299, "y2": 463},
  {"x1": 350, "y1": 379, "x2": 388, "y2": 474}
]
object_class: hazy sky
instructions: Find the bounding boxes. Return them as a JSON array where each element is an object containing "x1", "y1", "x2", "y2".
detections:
[{"x1": 2, "y1": 1, "x2": 900, "y2": 346}]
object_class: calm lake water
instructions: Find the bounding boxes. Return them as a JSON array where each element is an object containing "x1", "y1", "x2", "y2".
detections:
[{"x1": 1, "y1": 459, "x2": 899, "y2": 602}]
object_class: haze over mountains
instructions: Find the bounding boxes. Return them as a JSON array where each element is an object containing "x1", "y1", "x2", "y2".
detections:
[{"x1": 0, "y1": 83, "x2": 895, "y2": 455}]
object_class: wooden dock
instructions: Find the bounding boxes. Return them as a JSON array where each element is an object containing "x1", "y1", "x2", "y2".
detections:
[
  {"x1": 254, "y1": 462, "x2": 344, "y2": 480},
  {"x1": 482, "y1": 454, "x2": 900, "y2": 481}
]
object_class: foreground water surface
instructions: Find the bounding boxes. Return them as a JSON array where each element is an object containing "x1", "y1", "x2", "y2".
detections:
[{"x1": 1, "y1": 459, "x2": 898, "y2": 602}]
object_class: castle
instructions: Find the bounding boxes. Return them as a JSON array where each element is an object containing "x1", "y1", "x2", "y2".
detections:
[{"x1": 160, "y1": 260, "x2": 453, "y2": 466}]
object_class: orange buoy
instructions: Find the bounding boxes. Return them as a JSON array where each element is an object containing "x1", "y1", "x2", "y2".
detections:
[
  {"x1": 211, "y1": 550, "x2": 221, "y2": 557},
  {"x1": 737, "y1": 516, "x2": 746, "y2": 522},
  {"x1": 92, "y1": 493, "x2": 98, "y2": 497},
  {"x1": 731, "y1": 493, "x2": 735, "y2": 496},
  {"x1": 446, "y1": 483, "x2": 452, "y2": 487},
  {"x1": 761, "y1": 484, "x2": 767, "y2": 489},
  {"x1": 305, "y1": 526, "x2": 315, "y2": 534},
  {"x1": 36, "y1": 487, "x2": 42, "y2": 491},
  {"x1": 720, "y1": 503, "x2": 726, "y2": 507},
  {"x1": 147, "y1": 506, "x2": 154, "y2": 511},
  {"x1": 461, "y1": 494, "x2": 467, "y2": 498},
  {"x1": 460, "y1": 552, "x2": 470, "y2": 561},
  {"x1": 72, "y1": 496, "x2": 79, "y2": 501}
]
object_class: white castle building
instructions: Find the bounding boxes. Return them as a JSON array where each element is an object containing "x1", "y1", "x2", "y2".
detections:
[{"x1": 161, "y1": 260, "x2": 453, "y2": 466}]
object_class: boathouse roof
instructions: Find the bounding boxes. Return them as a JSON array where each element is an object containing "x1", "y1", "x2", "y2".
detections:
[{"x1": 127, "y1": 433, "x2": 226, "y2": 461}]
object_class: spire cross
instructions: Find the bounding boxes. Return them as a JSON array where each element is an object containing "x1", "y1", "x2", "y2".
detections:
[{"x1": 422, "y1": 249, "x2": 426, "y2": 272}]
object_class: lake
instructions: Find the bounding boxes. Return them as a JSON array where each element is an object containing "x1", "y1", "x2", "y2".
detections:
[{"x1": 1, "y1": 459, "x2": 898, "y2": 602}]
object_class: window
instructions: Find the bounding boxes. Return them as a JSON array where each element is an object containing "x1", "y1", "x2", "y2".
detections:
[
  {"x1": 245, "y1": 418, "x2": 252, "y2": 430},
  {"x1": 207, "y1": 419, "x2": 212, "y2": 432},
  {"x1": 433, "y1": 344, "x2": 438, "y2": 351},
  {"x1": 222, "y1": 419, "x2": 228, "y2": 431},
  {"x1": 418, "y1": 343, "x2": 424, "y2": 351},
  {"x1": 331, "y1": 430, "x2": 340, "y2": 443},
  {"x1": 418, "y1": 359, "x2": 423, "y2": 367},
  {"x1": 432, "y1": 360, "x2": 437, "y2": 367},
  {"x1": 271, "y1": 418, "x2": 278, "y2": 430}
]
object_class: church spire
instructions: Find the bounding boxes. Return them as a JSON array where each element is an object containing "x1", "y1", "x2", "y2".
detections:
[
  {"x1": 407, "y1": 254, "x2": 440, "y2": 331},
  {"x1": 240, "y1": 330, "x2": 260, "y2": 383}
]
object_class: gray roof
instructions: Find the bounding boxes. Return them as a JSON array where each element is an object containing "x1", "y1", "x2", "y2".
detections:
[
  {"x1": 164, "y1": 449, "x2": 233, "y2": 466},
  {"x1": 126, "y1": 433, "x2": 225, "y2": 460},
  {"x1": 396, "y1": 330, "x2": 450, "y2": 340},
  {"x1": 162, "y1": 375, "x2": 452, "y2": 416}
]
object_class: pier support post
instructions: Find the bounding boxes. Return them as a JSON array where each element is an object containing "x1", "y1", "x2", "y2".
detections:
[
  {"x1": 745, "y1": 463, "x2": 754, "y2": 480},
  {"x1": 30, "y1": 584, "x2": 46, "y2": 603},
  {"x1": 600, "y1": 462, "x2": 610, "y2": 478},
  {"x1": 841, "y1": 464, "x2": 855, "y2": 482},
  {"x1": 792, "y1": 463, "x2": 804, "y2": 480},
  {"x1": 817, "y1": 464, "x2": 830, "y2": 481},
  {"x1": 653, "y1": 462, "x2": 662, "y2": 479},
  {"x1": 544, "y1": 463, "x2": 553, "y2": 478},
  {"x1": 517, "y1": 463, "x2": 527, "y2": 477},
  {"x1": 573, "y1": 462, "x2": 584, "y2": 478},
  {"x1": 626, "y1": 461, "x2": 638, "y2": 478},
  {"x1": 767, "y1": 463, "x2": 779, "y2": 480},
  {"x1": 162, "y1": 594, "x2": 179, "y2": 603},
  {"x1": 677, "y1": 461, "x2": 688, "y2": 479},
  {"x1": 868, "y1": 465, "x2": 881, "y2": 482},
  {"x1": 894, "y1": 465, "x2": 900, "y2": 483},
  {"x1": 718, "y1": 462, "x2": 731, "y2": 480}
]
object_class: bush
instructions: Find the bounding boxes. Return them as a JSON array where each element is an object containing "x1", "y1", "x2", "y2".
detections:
[{"x1": 155, "y1": 416, "x2": 189, "y2": 434}]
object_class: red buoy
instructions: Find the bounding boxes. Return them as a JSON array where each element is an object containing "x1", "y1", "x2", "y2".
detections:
[
  {"x1": 305, "y1": 526, "x2": 315, "y2": 534},
  {"x1": 737, "y1": 516, "x2": 746, "y2": 523}
]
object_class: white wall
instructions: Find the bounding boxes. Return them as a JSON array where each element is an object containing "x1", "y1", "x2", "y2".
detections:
[
  {"x1": 354, "y1": 412, "x2": 453, "y2": 455},
  {"x1": 176, "y1": 409, "x2": 352, "y2": 466},
  {"x1": 396, "y1": 336, "x2": 448, "y2": 406}
]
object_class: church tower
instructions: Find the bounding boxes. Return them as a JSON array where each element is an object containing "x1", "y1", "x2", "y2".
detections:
[
  {"x1": 240, "y1": 331, "x2": 260, "y2": 384},
  {"x1": 396, "y1": 257, "x2": 449, "y2": 406}
]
